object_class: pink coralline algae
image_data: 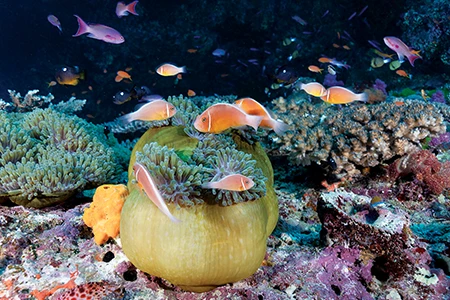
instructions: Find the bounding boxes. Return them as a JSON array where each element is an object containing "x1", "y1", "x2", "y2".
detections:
[
  {"x1": 389, "y1": 149, "x2": 450, "y2": 194},
  {"x1": 316, "y1": 190, "x2": 449, "y2": 299}
]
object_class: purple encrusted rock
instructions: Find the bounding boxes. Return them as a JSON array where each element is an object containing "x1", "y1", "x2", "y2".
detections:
[{"x1": 317, "y1": 190, "x2": 429, "y2": 279}]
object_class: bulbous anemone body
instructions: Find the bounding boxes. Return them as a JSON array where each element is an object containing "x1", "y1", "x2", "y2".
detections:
[{"x1": 120, "y1": 126, "x2": 278, "y2": 292}]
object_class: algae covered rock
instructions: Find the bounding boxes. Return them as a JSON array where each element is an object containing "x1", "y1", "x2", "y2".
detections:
[
  {"x1": 0, "y1": 108, "x2": 123, "y2": 208},
  {"x1": 120, "y1": 126, "x2": 278, "y2": 292}
]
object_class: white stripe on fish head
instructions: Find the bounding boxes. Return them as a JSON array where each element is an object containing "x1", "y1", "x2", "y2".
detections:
[
  {"x1": 207, "y1": 110, "x2": 212, "y2": 132},
  {"x1": 166, "y1": 103, "x2": 169, "y2": 118},
  {"x1": 240, "y1": 177, "x2": 246, "y2": 191}
]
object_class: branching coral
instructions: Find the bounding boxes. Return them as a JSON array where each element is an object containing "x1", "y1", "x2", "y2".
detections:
[
  {"x1": 7, "y1": 89, "x2": 54, "y2": 111},
  {"x1": 0, "y1": 108, "x2": 124, "y2": 207},
  {"x1": 265, "y1": 95, "x2": 446, "y2": 179}
]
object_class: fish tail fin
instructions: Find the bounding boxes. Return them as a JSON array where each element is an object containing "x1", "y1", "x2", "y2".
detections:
[
  {"x1": 407, "y1": 53, "x2": 421, "y2": 67},
  {"x1": 201, "y1": 182, "x2": 214, "y2": 189},
  {"x1": 181, "y1": 66, "x2": 187, "y2": 73},
  {"x1": 246, "y1": 115, "x2": 263, "y2": 131},
  {"x1": 73, "y1": 15, "x2": 89, "y2": 37},
  {"x1": 128, "y1": 1, "x2": 139, "y2": 15},
  {"x1": 357, "y1": 92, "x2": 368, "y2": 103},
  {"x1": 343, "y1": 64, "x2": 351, "y2": 69},
  {"x1": 271, "y1": 119, "x2": 290, "y2": 136},
  {"x1": 118, "y1": 112, "x2": 134, "y2": 125},
  {"x1": 78, "y1": 70, "x2": 86, "y2": 80}
]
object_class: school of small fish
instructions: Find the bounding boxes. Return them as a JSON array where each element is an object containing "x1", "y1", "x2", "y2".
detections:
[{"x1": 44, "y1": 2, "x2": 427, "y2": 222}]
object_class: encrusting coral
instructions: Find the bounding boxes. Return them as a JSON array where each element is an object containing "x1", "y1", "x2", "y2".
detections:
[
  {"x1": 389, "y1": 149, "x2": 450, "y2": 195},
  {"x1": 0, "y1": 108, "x2": 124, "y2": 208},
  {"x1": 120, "y1": 95, "x2": 279, "y2": 292},
  {"x1": 317, "y1": 190, "x2": 442, "y2": 283},
  {"x1": 83, "y1": 184, "x2": 128, "y2": 245},
  {"x1": 265, "y1": 94, "x2": 446, "y2": 179}
]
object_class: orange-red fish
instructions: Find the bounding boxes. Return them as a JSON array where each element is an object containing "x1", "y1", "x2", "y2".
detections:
[
  {"x1": 156, "y1": 63, "x2": 186, "y2": 76},
  {"x1": 119, "y1": 99, "x2": 176, "y2": 124},
  {"x1": 48, "y1": 81, "x2": 57, "y2": 87},
  {"x1": 299, "y1": 82, "x2": 327, "y2": 97},
  {"x1": 308, "y1": 65, "x2": 323, "y2": 73},
  {"x1": 395, "y1": 69, "x2": 412, "y2": 79},
  {"x1": 194, "y1": 103, "x2": 262, "y2": 134},
  {"x1": 201, "y1": 174, "x2": 254, "y2": 191},
  {"x1": 133, "y1": 162, "x2": 181, "y2": 223},
  {"x1": 116, "y1": 70, "x2": 132, "y2": 81},
  {"x1": 234, "y1": 97, "x2": 289, "y2": 135},
  {"x1": 320, "y1": 86, "x2": 368, "y2": 104},
  {"x1": 187, "y1": 89, "x2": 196, "y2": 97},
  {"x1": 318, "y1": 57, "x2": 332, "y2": 63},
  {"x1": 187, "y1": 48, "x2": 198, "y2": 53},
  {"x1": 342, "y1": 45, "x2": 351, "y2": 50},
  {"x1": 332, "y1": 43, "x2": 340, "y2": 48}
]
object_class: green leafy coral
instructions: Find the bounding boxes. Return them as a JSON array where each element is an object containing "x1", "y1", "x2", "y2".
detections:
[{"x1": 0, "y1": 108, "x2": 124, "y2": 208}]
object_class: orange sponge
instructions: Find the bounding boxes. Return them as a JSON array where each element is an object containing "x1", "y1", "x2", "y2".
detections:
[{"x1": 83, "y1": 184, "x2": 129, "y2": 245}]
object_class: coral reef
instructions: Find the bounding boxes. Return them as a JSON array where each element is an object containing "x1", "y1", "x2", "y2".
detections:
[
  {"x1": 265, "y1": 95, "x2": 446, "y2": 179},
  {"x1": 83, "y1": 184, "x2": 128, "y2": 245},
  {"x1": 316, "y1": 190, "x2": 449, "y2": 299},
  {"x1": 7, "y1": 89, "x2": 54, "y2": 111},
  {"x1": 389, "y1": 149, "x2": 450, "y2": 195},
  {"x1": 120, "y1": 123, "x2": 278, "y2": 292},
  {"x1": 402, "y1": 1, "x2": 450, "y2": 65},
  {"x1": 0, "y1": 107, "x2": 124, "y2": 208},
  {"x1": 318, "y1": 190, "x2": 428, "y2": 279}
]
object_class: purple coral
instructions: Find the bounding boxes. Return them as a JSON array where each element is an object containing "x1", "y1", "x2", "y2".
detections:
[
  {"x1": 431, "y1": 90, "x2": 446, "y2": 103},
  {"x1": 429, "y1": 132, "x2": 450, "y2": 148},
  {"x1": 323, "y1": 74, "x2": 344, "y2": 87},
  {"x1": 372, "y1": 79, "x2": 387, "y2": 95}
]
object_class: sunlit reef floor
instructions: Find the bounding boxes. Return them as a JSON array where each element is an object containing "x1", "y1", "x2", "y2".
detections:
[{"x1": 0, "y1": 163, "x2": 449, "y2": 299}]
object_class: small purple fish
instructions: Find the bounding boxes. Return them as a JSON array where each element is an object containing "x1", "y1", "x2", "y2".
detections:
[
  {"x1": 47, "y1": 14, "x2": 62, "y2": 32},
  {"x1": 348, "y1": 12, "x2": 357, "y2": 21},
  {"x1": 291, "y1": 15, "x2": 307, "y2": 25},
  {"x1": 358, "y1": 5, "x2": 368, "y2": 16},
  {"x1": 212, "y1": 48, "x2": 226, "y2": 57},
  {"x1": 116, "y1": 1, "x2": 139, "y2": 18},
  {"x1": 72, "y1": 15, "x2": 125, "y2": 44},
  {"x1": 322, "y1": 10, "x2": 329, "y2": 17},
  {"x1": 368, "y1": 39, "x2": 382, "y2": 52}
]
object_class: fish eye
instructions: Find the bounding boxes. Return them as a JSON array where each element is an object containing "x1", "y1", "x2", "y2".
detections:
[
  {"x1": 62, "y1": 67, "x2": 67, "y2": 72},
  {"x1": 170, "y1": 107, "x2": 175, "y2": 110},
  {"x1": 202, "y1": 117, "x2": 207, "y2": 122}
]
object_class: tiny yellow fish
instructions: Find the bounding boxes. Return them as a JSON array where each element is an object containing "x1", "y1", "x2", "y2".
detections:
[{"x1": 389, "y1": 60, "x2": 402, "y2": 70}]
